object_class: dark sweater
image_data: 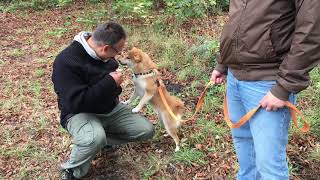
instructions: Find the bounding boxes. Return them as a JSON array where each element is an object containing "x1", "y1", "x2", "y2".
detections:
[{"x1": 52, "y1": 41, "x2": 122, "y2": 128}]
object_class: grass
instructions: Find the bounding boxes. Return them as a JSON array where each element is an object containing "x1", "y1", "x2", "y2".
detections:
[
  {"x1": 47, "y1": 27, "x2": 68, "y2": 38},
  {"x1": 126, "y1": 26, "x2": 190, "y2": 71},
  {"x1": 142, "y1": 154, "x2": 165, "y2": 178},
  {"x1": 191, "y1": 118, "x2": 227, "y2": 144},
  {"x1": 75, "y1": 6, "x2": 108, "y2": 28},
  {"x1": 34, "y1": 68, "x2": 45, "y2": 78},
  {"x1": 173, "y1": 148, "x2": 207, "y2": 166},
  {"x1": 1, "y1": 141, "x2": 41, "y2": 160},
  {"x1": 309, "y1": 144, "x2": 320, "y2": 162},
  {"x1": 8, "y1": 48, "x2": 25, "y2": 58},
  {"x1": 0, "y1": 0, "x2": 75, "y2": 12},
  {"x1": 299, "y1": 68, "x2": 320, "y2": 137}
]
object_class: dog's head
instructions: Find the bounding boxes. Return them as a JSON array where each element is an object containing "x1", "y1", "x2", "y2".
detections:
[{"x1": 118, "y1": 47, "x2": 157, "y2": 72}]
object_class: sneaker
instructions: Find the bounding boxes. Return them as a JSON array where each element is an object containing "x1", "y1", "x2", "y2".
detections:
[{"x1": 61, "y1": 169, "x2": 78, "y2": 180}]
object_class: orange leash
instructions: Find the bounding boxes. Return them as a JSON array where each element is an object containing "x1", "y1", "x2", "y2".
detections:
[
  {"x1": 158, "y1": 80, "x2": 310, "y2": 133},
  {"x1": 223, "y1": 90, "x2": 310, "y2": 132},
  {"x1": 190, "y1": 81, "x2": 214, "y2": 119},
  {"x1": 157, "y1": 81, "x2": 214, "y2": 121},
  {"x1": 158, "y1": 85, "x2": 179, "y2": 121}
]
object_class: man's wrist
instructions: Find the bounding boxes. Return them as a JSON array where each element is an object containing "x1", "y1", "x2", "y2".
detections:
[
  {"x1": 270, "y1": 83, "x2": 290, "y2": 101},
  {"x1": 214, "y1": 64, "x2": 228, "y2": 75}
]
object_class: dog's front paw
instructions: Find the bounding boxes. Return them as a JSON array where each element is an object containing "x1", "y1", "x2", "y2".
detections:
[
  {"x1": 175, "y1": 146, "x2": 180, "y2": 152},
  {"x1": 121, "y1": 100, "x2": 130, "y2": 105},
  {"x1": 132, "y1": 107, "x2": 140, "y2": 113}
]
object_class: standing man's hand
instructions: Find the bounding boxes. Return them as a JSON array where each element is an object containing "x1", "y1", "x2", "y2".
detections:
[
  {"x1": 210, "y1": 70, "x2": 225, "y2": 84},
  {"x1": 260, "y1": 91, "x2": 286, "y2": 111},
  {"x1": 109, "y1": 69, "x2": 123, "y2": 86}
]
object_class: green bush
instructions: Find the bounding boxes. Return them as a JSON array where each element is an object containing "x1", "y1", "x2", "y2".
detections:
[
  {"x1": 0, "y1": 0, "x2": 103, "y2": 11},
  {"x1": 111, "y1": 0, "x2": 229, "y2": 22},
  {"x1": 112, "y1": 0, "x2": 153, "y2": 19},
  {"x1": 165, "y1": 0, "x2": 229, "y2": 21}
]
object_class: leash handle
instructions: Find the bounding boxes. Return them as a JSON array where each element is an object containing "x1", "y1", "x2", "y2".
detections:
[{"x1": 223, "y1": 90, "x2": 310, "y2": 132}]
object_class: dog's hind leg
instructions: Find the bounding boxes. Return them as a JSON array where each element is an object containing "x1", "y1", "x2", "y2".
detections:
[
  {"x1": 162, "y1": 116, "x2": 180, "y2": 152},
  {"x1": 167, "y1": 127, "x2": 180, "y2": 152},
  {"x1": 132, "y1": 93, "x2": 153, "y2": 113}
]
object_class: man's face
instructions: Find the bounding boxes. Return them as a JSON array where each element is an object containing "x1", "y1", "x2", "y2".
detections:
[{"x1": 98, "y1": 38, "x2": 126, "y2": 60}]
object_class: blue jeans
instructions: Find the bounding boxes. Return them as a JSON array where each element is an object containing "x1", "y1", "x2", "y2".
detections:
[{"x1": 227, "y1": 70, "x2": 296, "y2": 180}]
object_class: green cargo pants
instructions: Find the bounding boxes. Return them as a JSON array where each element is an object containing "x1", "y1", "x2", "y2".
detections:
[{"x1": 61, "y1": 103, "x2": 154, "y2": 178}]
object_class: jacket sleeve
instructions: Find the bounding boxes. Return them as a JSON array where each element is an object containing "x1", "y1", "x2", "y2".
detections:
[
  {"x1": 271, "y1": 0, "x2": 320, "y2": 101},
  {"x1": 214, "y1": 63, "x2": 228, "y2": 75},
  {"x1": 214, "y1": 55, "x2": 228, "y2": 74},
  {"x1": 52, "y1": 55, "x2": 119, "y2": 113}
]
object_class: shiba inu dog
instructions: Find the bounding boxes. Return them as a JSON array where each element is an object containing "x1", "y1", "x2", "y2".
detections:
[{"x1": 118, "y1": 47, "x2": 185, "y2": 151}]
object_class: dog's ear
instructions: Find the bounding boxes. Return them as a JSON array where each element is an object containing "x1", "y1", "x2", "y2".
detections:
[
  {"x1": 131, "y1": 47, "x2": 142, "y2": 63},
  {"x1": 133, "y1": 53, "x2": 142, "y2": 62}
]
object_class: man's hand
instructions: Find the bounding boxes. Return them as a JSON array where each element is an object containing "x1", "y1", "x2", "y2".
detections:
[
  {"x1": 109, "y1": 70, "x2": 123, "y2": 86},
  {"x1": 210, "y1": 70, "x2": 225, "y2": 84},
  {"x1": 260, "y1": 91, "x2": 286, "y2": 111}
]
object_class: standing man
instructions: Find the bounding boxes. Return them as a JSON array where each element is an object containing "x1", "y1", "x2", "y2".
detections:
[
  {"x1": 210, "y1": 1, "x2": 319, "y2": 179},
  {"x1": 52, "y1": 22, "x2": 154, "y2": 179}
]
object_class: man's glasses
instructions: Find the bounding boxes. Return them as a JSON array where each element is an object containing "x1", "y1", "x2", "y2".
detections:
[{"x1": 110, "y1": 45, "x2": 121, "y2": 54}]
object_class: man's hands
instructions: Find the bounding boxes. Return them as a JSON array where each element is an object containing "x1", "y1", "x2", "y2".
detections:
[
  {"x1": 260, "y1": 91, "x2": 286, "y2": 111},
  {"x1": 109, "y1": 69, "x2": 123, "y2": 86},
  {"x1": 210, "y1": 69, "x2": 286, "y2": 111},
  {"x1": 210, "y1": 70, "x2": 225, "y2": 84}
]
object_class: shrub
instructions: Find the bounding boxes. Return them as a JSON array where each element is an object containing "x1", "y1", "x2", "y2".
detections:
[{"x1": 111, "y1": 0, "x2": 229, "y2": 22}]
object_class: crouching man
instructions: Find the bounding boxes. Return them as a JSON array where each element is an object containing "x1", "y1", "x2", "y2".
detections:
[{"x1": 52, "y1": 22, "x2": 154, "y2": 179}]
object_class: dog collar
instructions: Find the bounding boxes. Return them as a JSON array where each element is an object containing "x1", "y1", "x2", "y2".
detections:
[{"x1": 133, "y1": 70, "x2": 155, "y2": 78}]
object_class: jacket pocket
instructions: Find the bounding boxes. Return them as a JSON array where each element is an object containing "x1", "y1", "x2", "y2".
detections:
[
  {"x1": 219, "y1": 24, "x2": 236, "y2": 64},
  {"x1": 239, "y1": 28, "x2": 277, "y2": 62},
  {"x1": 265, "y1": 28, "x2": 277, "y2": 59},
  {"x1": 270, "y1": 20, "x2": 295, "y2": 57}
]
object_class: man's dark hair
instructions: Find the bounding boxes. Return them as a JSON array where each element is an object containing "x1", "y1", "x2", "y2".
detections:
[{"x1": 92, "y1": 22, "x2": 127, "y2": 46}]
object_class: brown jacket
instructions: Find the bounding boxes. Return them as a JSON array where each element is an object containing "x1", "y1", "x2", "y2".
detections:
[{"x1": 215, "y1": 0, "x2": 320, "y2": 100}]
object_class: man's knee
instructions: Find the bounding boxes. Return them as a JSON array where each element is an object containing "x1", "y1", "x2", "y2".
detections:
[
  {"x1": 141, "y1": 122, "x2": 155, "y2": 139},
  {"x1": 132, "y1": 120, "x2": 155, "y2": 141},
  {"x1": 92, "y1": 129, "x2": 107, "y2": 148},
  {"x1": 72, "y1": 125, "x2": 106, "y2": 150}
]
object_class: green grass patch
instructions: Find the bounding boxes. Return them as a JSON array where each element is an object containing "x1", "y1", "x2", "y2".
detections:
[
  {"x1": 126, "y1": 26, "x2": 189, "y2": 70},
  {"x1": 34, "y1": 68, "x2": 45, "y2": 78},
  {"x1": 75, "y1": 8, "x2": 109, "y2": 28},
  {"x1": 8, "y1": 48, "x2": 25, "y2": 58},
  {"x1": 1, "y1": 142, "x2": 40, "y2": 159},
  {"x1": 0, "y1": 0, "x2": 74, "y2": 12},
  {"x1": 47, "y1": 27, "x2": 68, "y2": 38},
  {"x1": 308, "y1": 145, "x2": 320, "y2": 163},
  {"x1": 295, "y1": 67, "x2": 320, "y2": 137},
  {"x1": 173, "y1": 148, "x2": 207, "y2": 166},
  {"x1": 142, "y1": 154, "x2": 165, "y2": 178},
  {"x1": 190, "y1": 117, "x2": 227, "y2": 145},
  {"x1": 0, "y1": 87, "x2": 26, "y2": 113}
]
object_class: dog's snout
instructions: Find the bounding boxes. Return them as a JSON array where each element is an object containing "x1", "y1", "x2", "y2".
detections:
[
  {"x1": 118, "y1": 59, "x2": 127, "y2": 65},
  {"x1": 115, "y1": 55, "x2": 128, "y2": 65}
]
